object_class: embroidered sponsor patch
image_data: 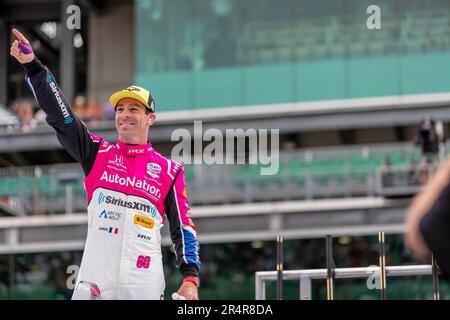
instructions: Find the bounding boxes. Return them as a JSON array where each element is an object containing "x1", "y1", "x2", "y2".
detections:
[
  {"x1": 98, "y1": 226, "x2": 119, "y2": 234},
  {"x1": 146, "y1": 163, "x2": 162, "y2": 178},
  {"x1": 134, "y1": 214, "x2": 154, "y2": 229}
]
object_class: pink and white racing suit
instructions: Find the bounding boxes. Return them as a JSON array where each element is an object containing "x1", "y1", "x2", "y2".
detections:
[{"x1": 22, "y1": 58, "x2": 201, "y2": 300}]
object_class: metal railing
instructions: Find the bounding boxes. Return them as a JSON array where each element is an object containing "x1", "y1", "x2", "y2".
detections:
[
  {"x1": 255, "y1": 265, "x2": 433, "y2": 300},
  {"x1": 375, "y1": 164, "x2": 437, "y2": 197},
  {"x1": 0, "y1": 142, "x2": 446, "y2": 213}
]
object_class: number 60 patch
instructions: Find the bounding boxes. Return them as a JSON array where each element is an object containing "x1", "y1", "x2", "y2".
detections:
[{"x1": 136, "y1": 255, "x2": 151, "y2": 269}]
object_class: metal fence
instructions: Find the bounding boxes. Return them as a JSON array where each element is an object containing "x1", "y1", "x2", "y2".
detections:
[{"x1": 255, "y1": 265, "x2": 433, "y2": 300}]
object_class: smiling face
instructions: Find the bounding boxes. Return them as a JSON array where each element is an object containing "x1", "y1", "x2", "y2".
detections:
[{"x1": 115, "y1": 98, "x2": 156, "y2": 145}]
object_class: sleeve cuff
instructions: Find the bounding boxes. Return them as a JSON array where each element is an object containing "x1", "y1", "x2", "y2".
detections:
[
  {"x1": 22, "y1": 58, "x2": 45, "y2": 76},
  {"x1": 180, "y1": 263, "x2": 199, "y2": 278}
]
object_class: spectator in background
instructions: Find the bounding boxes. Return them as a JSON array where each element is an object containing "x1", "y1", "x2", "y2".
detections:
[
  {"x1": 412, "y1": 117, "x2": 443, "y2": 185},
  {"x1": 414, "y1": 117, "x2": 440, "y2": 165},
  {"x1": 17, "y1": 100, "x2": 36, "y2": 132},
  {"x1": 10, "y1": 99, "x2": 21, "y2": 117},
  {"x1": 104, "y1": 102, "x2": 116, "y2": 120},
  {"x1": 9, "y1": 96, "x2": 108, "y2": 132},
  {"x1": 434, "y1": 120, "x2": 446, "y2": 161},
  {"x1": 1, "y1": 196, "x2": 11, "y2": 207},
  {"x1": 73, "y1": 95, "x2": 106, "y2": 126},
  {"x1": 34, "y1": 108, "x2": 46, "y2": 125},
  {"x1": 84, "y1": 98, "x2": 104, "y2": 126},
  {"x1": 72, "y1": 95, "x2": 87, "y2": 120}
]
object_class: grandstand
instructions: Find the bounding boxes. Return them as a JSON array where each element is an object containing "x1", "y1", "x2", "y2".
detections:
[{"x1": 0, "y1": 0, "x2": 450, "y2": 300}]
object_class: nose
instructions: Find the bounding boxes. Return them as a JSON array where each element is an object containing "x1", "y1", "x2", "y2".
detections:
[{"x1": 119, "y1": 108, "x2": 132, "y2": 118}]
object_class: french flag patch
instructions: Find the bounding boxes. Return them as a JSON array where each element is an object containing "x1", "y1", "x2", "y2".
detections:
[{"x1": 109, "y1": 227, "x2": 119, "y2": 234}]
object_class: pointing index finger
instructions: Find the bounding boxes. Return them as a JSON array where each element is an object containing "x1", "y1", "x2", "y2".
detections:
[{"x1": 12, "y1": 28, "x2": 29, "y2": 44}]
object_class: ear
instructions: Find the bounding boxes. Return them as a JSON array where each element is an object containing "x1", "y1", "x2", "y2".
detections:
[{"x1": 147, "y1": 113, "x2": 156, "y2": 126}]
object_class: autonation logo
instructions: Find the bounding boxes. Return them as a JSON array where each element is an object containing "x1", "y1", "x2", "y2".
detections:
[
  {"x1": 100, "y1": 172, "x2": 161, "y2": 200},
  {"x1": 98, "y1": 192, "x2": 157, "y2": 216}
]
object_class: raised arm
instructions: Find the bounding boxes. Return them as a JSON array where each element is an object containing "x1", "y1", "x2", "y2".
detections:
[{"x1": 10, "y1": 28, "x2": 100, "y2": 175}]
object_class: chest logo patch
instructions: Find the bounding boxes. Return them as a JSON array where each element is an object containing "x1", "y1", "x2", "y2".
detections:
[
  {"x1": 134, "y1": 214, "x2": 154, "y2": 229},
  {"x1": 146, "y1": 163, "x2": 162, "y2": 178}
]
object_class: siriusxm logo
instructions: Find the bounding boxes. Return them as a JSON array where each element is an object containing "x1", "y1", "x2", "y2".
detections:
[
  {"x1": 97, "y1": 192, "x2": 155, "y2": 215},
  {"x1": 98, "y1": 192, "x2": 106, "y2": 205},
  {"x1": 47, "y1": 75, "x2": 73, "y2": 124},
  {"x1": 150, "y1": 205, "x2": 156, "y2": 217}
]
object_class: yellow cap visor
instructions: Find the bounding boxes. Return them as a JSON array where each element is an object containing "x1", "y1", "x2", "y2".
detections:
[{"x1": 110, "y1": 90, "x2": 151, "y2": 110}]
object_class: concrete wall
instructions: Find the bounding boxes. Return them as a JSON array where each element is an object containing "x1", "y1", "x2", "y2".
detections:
[{"x1": 87, "y1": 0, "x2": 134, "y2": 107}]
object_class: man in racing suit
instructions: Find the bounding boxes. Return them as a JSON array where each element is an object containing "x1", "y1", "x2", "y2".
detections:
[{"x1": 10, "y1": 28, "x2": 200, "y2": 300}]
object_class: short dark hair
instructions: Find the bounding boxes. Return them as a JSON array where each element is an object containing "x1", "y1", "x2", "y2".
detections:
[{"x1": 114, "y1": 104, "x2": 153, "y2": 115}]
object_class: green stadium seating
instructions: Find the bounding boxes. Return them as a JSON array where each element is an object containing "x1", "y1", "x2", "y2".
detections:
[{"x1": 1, "y1": 144, "x2": 448, "y2": 206}]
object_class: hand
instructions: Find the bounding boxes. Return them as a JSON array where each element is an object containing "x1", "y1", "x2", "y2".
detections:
[
  {"x1": 177, "y1": 281, "x2": 198, "y2": 300},
  {"x1": 404, "y1": 226, "x2": 430, "y2": 260},
  {"x1": 404, "y1": 157, "x2": 450, "y2": 260},
  {"x1": 10, "y1": 28, "x2": 35, "y2": 64}
]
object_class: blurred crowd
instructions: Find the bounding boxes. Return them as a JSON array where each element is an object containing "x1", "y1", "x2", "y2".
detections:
[{"x1": 7, "y1": 95, "x2": 115, "y2": 133}]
